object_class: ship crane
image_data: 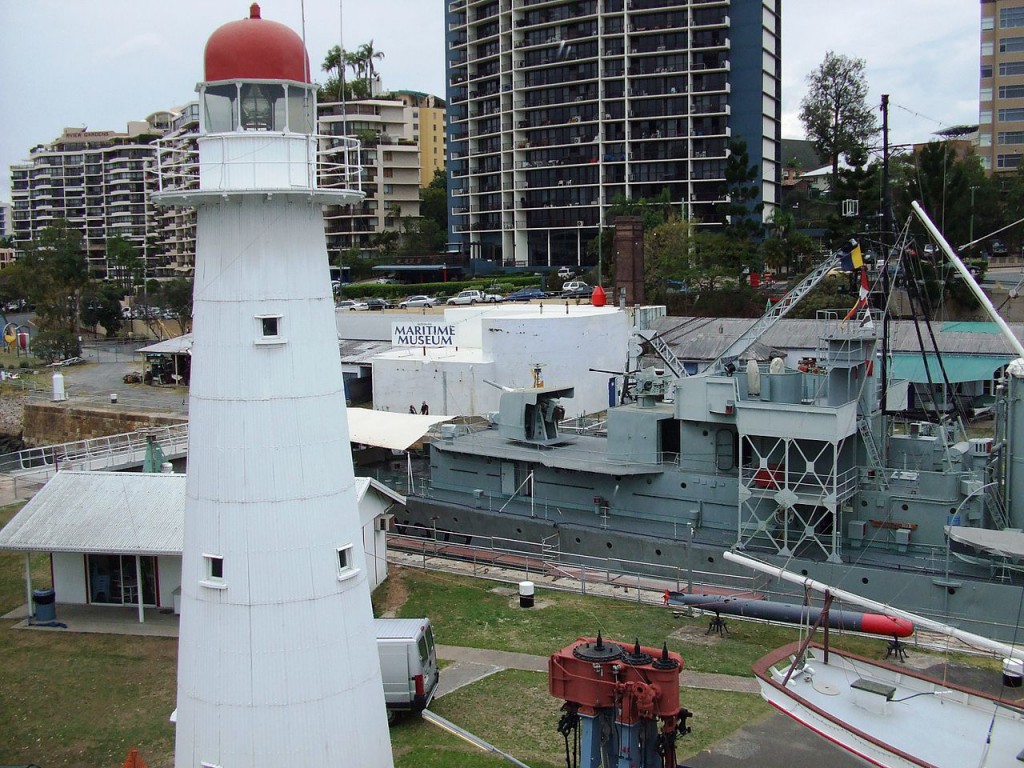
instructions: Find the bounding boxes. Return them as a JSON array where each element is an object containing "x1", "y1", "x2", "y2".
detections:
[
  {"x1": 709, "y1": 252, "x2": 842, "y2": 373},
  {"x1": 634, "y1": 252, "x2": 842, "y2": 382}
]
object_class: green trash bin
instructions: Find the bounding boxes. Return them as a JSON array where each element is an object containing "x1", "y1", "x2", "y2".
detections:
[{"x1": 33, "y1": 588, "x2": 55, "y2": 622}]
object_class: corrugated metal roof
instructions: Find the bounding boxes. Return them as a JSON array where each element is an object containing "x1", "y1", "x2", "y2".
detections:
[
  {"x1": 0, "y1": 472, "x2": 405, "y2": 556},
  {"x1": 650, "y1": 317, "x2": 1024, "y2": 361},
  {"x1": 138, "y1": 333, "x2": 193, "y2": 355},
  {"x1": 339, "y1": 339, "x2": 392, "y2": 364},
  {"x1": 0, "y1": 471, "x2": 185, "y2": 555},
  {"x1": 373, "y1": 617, "x2": 429, "y2": 640}
]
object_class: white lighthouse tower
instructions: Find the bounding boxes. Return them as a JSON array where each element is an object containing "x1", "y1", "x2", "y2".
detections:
[{"x1": 154, "y1": 6, "x2": 394, "y2": 766}]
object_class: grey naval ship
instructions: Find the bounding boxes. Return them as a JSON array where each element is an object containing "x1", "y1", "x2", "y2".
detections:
[{"x1": 405, "y1": 204, "x2": 1024, "y2": 642}]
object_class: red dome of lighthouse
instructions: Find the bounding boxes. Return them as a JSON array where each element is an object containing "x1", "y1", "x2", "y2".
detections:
[{"x1": 204, "y1": 3, "x2": 311, "y2": 83}]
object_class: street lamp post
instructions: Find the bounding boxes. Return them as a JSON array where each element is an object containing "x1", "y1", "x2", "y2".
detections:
[{"x1": 970, "y1": 186, "x2": 978, "y2": 246}]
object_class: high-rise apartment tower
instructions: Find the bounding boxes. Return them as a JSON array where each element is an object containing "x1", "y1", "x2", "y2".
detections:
[
  {"x1": 980, "y1": 0, "x2": 1024, "y2": 173},
  {"x1": 444, "y1": 0, "x2": 781, "y2": 266}
]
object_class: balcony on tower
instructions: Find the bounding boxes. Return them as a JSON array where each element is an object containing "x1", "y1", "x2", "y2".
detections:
[{"x1": 152, "y1": 2, "x2": 361, "y2": 205}]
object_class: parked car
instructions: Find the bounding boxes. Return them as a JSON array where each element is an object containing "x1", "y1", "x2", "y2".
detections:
[
  {"x1": 561, "y1": 285, "x2": 593, "y2": 299},
  {"x1": 447, "y1": 289, "x2": 501, "y2": 305},
  {"x1": 560, "y1": 281, "x2": 591, "y2": 298},
  {"x1": 557, "y1": 266, "x2": 575, "y2": 280},
  {"x1": 336, "y1": 300, "x2": 359, "y2": 310},
  {"x1": 504, "y1": 287, "x2": 547, "y2": 302},
  {"x1": 375, "y1": 617, "x2": 439, "y2": 724},
  {"x1": 398, "y1": 295, "x2": 437, "y2": 309},
  {"x1": 364, "y1": 298, "x2": 392, "y2": 311},
  {"x1": 348, "y1": 301, "x2": 371, "y2": 311}
]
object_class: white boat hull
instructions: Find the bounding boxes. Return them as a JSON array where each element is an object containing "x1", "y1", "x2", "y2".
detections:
[{"x1": 754, "y1": 642, "x2": 1024, "y2": 768}]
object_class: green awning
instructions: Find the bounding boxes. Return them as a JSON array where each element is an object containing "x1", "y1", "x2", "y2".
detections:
[{"x1": 889, "y1": 354, "x2": 1012, "y2": 384}]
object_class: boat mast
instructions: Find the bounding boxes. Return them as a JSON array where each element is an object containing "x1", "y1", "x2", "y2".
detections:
[
  {"x1": 724, "y1": 550, "x2": 1024, "y2": 661},
  {"x1": 911, "y1": 201, "x2": 1024, "y2": 359},
  {"x1": 879, "y1": 95, "x2": 892, "y2": 418}
]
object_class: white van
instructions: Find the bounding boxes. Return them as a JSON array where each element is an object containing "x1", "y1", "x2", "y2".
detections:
[{"x1": 375, "y1": 617, "x2": 439, "y2": 723}]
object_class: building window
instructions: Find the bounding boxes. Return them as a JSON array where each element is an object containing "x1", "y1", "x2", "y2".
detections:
[
  {"x1": 998, "y1": 153, "x2": 1023, "y2": 168},
  {"x1": 981, "y1": 132, "x2": 993, "y2": 147},
  {"x1": 255, "y1": 314, "x2": 286, "y2": 346},
  {"x1": 1000, "y1": 36, "x2": 1024, "y2": 53},
  {"x1": 384, "y1": 168, "x2": 393, "y2": 178},
  {"x1": 999, "y1": 131, "x2": 1024, "y2": 145},
  {"x1": 202, "y1": 554, "x2": 226, "y2": 588},
  {"x1": 999, "y1": 107, "x2": 1024, "y2": 121},
  {"x1": 1001, "y1": 61, "x2": 1024, "y2": 76},
  {"x1": 981, "y1": 109, "x2": 993, "y2": 124},
  {"x1": 982, "y1": 64, "x2": 993, "y2": 79},
  {"x1": 983, "y1": 15, "x2": 995, "y2": 30},
  {"x1": 983, "y1": 41, "x2": 995, "y2": 56},
  {"x1": 383, "y1": 151, "x2": 393, "y2": 161},
  {"x1": 1001, "y1": 8, "x2": 1024, "y2": 28},
  {"x1": 1000, "y1": 85, "x2": 1024, "y2": 99},
  {"x1": 337, "y1": 544, "x2": 359, "y2": 581},
  {"x1": 982, "y1": 87, "x2": 994, "y2": 102}
]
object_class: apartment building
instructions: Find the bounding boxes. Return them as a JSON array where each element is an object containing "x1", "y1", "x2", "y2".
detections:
[
  {"x1": 10, "y1": 123, "x2": 163, "y2": 277},
  {"x1": 444, "y1": 0, "x2": 781, "y2": 266},
  {"x1": 980, "y1": 0, "x2": 1024, "y2": 172},
  {"x1": 394, "y1": 91, "x2": 449, "y2": 187},
  {"x1": 151, "y1": 103, "x2": 200, "y2": 275},
  {"x1": 0, "y1": 201, "x2": 12, "y2": 238},
  {"x1": 319, "y1": 98, "x2": 425, "y2": 255}
]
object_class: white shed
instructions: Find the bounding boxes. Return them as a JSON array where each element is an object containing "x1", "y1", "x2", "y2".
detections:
[{"x1": 0, "y1": 470, "x2": 403, "y2": 621}]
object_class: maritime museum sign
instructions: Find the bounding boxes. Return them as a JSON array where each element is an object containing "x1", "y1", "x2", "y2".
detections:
[{"x1": 391, "y1": 322, "x2": 456, "y2": 348}]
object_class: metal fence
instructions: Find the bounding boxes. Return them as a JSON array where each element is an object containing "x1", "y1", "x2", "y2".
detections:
[{"x1": 388, "y1": 523, "x2": 759, "y2": 606}]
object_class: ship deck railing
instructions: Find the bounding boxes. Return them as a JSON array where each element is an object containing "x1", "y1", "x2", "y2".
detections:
[
  {"x1": 739, "y1": 464, "x2": 859, "y2": 502},
  {"x1": 389, "y1": 523, "x2": 762, "y2": 604}
]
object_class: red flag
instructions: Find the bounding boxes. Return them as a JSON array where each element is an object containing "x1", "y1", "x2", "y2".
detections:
[{"x1": 843, "y1": 269, "x2": 869, "y2": 322}]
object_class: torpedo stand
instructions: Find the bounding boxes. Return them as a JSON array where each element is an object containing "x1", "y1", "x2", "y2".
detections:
[{"x1": 549, "y1": 634, "x2": 691, "y2": 768}]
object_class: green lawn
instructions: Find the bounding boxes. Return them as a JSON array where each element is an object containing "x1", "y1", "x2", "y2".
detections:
[
  {"x1": 372, "y1": 564, "x2": 889, "y2": 677},
  {"x1": 390, "y1": 669, "x2": 771, "y2": 768},
  {"x1": 0, "y1": 504, "x2": 905, "y2": 768}
]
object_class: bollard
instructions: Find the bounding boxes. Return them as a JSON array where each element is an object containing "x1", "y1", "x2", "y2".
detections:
[{"x1": 519, "y1": 580, "x2": 535, "y2": 608}]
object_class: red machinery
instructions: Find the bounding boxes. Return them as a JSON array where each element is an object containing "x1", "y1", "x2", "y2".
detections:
[{"x1": 549, "y1": 633, "x2": 691, "y2": 768}]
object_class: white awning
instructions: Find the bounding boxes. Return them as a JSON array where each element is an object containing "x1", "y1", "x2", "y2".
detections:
[
  {"x1": 346, "y1": 409, "x2": 451, "y2": 451},
  {"x1": 946, "y1": 526, "x2": 1024, "y2": 560}
]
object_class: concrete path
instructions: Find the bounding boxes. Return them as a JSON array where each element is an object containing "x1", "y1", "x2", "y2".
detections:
[{"x1": 436, "y1": 643, "x2": 759, "y2": 696}]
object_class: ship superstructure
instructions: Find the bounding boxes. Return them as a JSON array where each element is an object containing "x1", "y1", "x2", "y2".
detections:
[{"x1": 408, "y1": 211, "x2": 1024, "y2": 641}]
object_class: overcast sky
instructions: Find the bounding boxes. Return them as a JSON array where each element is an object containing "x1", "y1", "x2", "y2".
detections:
[{"x1": 0, "y1": 0, "x2": 979, "y2": 202}]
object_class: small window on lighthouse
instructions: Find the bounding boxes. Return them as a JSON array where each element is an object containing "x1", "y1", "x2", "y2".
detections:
[
  {"x1": 255, "y1": 314, "x2": 285, "y2": 345},
  {"x1": 337, "y1": 544, "x2": 359, "y2": 581},
  {"x1": 201, "y1": 554, "x2": 226, "y2": 589}
]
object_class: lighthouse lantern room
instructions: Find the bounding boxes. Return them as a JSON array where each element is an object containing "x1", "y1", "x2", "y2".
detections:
[{"x1": 156, "y1": 5, "x2": 392, "y2": 767}]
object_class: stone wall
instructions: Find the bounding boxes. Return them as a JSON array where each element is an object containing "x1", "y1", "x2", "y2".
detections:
[{"x1": 24, "y1": 401, "x2": 186, "y2": 446}]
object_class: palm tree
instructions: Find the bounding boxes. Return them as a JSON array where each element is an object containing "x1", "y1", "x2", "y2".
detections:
[
  {"x1": 358, "y1": 40, "x2": 385, "y2": 95},
  {"x1": 321, "y1": 45, "x2": 345, "y2": 101}
]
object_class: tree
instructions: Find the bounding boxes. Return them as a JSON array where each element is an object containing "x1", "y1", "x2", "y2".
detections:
[
  {"x1": 799, "y1": 52, "x2": 878, "y2": 188},
  {"x1": 321, "y1": 45, "x2": 347, "y2": 102},
  {"x1": 19, "y1": 220, "x2": 90, "y2": 357},
  {"x1": 106, "y1": 235, "x2": 141, "y2": 294},
  {"x1": 421, "y1": 169, "x2": 448, "y2": 237},
  {"x1": 79, "y1": 282, "x2": 124, "y2": 338},
  {"x1": 155, "y1": 278, "x2": 194, "y2": 333},
  {"x1": 357, "y1": 40, "x2": 385, "y2": 94}
]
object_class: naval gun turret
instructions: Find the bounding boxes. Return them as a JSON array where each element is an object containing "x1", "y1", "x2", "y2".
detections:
[{"x1": 493, "y1": 384, "x2": 575, "y2": 446}]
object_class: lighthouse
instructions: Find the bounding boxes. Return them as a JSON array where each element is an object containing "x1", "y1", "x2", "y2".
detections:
[{"x1": 154, "y1": 5, "x2": 394, "y2": 766}]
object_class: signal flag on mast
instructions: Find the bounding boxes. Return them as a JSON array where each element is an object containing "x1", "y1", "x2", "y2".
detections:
[{"x1": 843, "y1": 268, "x2": 870, "y2": 325}]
